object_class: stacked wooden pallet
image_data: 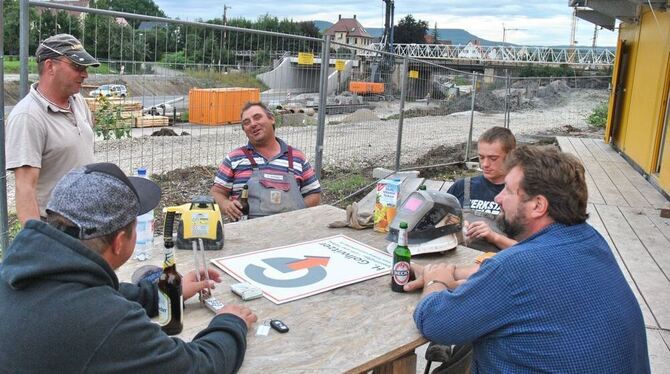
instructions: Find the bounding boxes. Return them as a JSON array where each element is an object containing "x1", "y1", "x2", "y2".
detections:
[
  {"x1": 135, "y1": 115, "x2": 170, "y2": 128},
  {"x1": 85, "y1": 98, "x2": 169, "y2": 128}
]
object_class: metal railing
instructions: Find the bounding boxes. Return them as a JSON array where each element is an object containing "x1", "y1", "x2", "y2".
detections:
[
  {"x1": 360, "y1": 43, "x2": 616, "y2": 68},
  {"x1": 0, "y1": 1, "x2": 613, "y2": 252}
]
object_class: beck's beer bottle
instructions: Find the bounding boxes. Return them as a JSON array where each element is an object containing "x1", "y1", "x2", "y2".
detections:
[
  {"x1": 239, "y1": 185, "x2": 250, "y2": 221},
  {"x1": 158, "y1": 242, "x2": 183, "y2": 335},
  {"x1": 391, "y1": 221, "x2": 412, "y2": 292}
]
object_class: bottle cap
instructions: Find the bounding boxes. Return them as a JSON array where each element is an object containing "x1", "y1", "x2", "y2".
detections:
[
  {"x1": 137, "y1": 167, "x2": 147, "y2": 176},
  {"x1": 399, "y1": 221, "x2": 408, "y2": 229}
]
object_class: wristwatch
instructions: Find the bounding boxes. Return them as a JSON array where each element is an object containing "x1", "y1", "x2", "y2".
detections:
[{"x1": 425, "y1": 279, "x2": 450, "y2": 290}]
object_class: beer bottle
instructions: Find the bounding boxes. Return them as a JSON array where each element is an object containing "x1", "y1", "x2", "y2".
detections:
[
  {"x1": 391, "y1": 221, "x2": 412, "y2": 292},
  {"x1": 158, "y1": 241, "x2": 183, "y2": 335},
  {"x1": 239, "y1": 185, "x2": 250, "y2": 221},
  {"x1": 419, "y1": 185, "x2": 427, "y2": 191}
]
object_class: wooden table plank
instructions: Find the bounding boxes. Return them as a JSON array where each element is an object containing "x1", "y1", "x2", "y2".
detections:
[
  {"x1": 620, "y1": 207, "x2": 670, "y2": 280},
  {"x1": 421, "y1": 179, "x2": 445, "y2": 191},
  {"x1": 115, "y1": 205, "x2": 482, "y2": 373},
  {"x1": 595, "y1": 205, "x2": 670, "y2": 329},
  {"x1": 647, "y1": 329, "x2": 670, "y2": 374},
  {"x1": 587, "y1": 204, "x2": 656, "y2": 328}
]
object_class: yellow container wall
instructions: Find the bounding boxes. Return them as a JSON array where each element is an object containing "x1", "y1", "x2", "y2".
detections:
[
  {"x1": 188, "y1": 88, "x2": 260, "y2": 126},
  {"x1": 611, "y1": 8, "x2": 670, "y2": 195},
  {"x1": 660, "y1": 119, "x2": 670, "y2": 192}
]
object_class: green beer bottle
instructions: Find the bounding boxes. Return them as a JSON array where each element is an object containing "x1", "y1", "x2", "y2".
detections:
[{"x1": 391, "y1": 221, "x2": 412, "y2": 292}]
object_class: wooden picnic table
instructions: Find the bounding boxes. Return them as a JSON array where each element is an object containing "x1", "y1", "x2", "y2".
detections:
[{"x1": 115, "y1": 204, "x2": 481, "y2": 373}]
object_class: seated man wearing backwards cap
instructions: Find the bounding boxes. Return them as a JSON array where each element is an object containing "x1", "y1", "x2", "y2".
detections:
[
  {"x1": 0, "y1": 163, "x2": 257, "y2": 373},
  {"x1": 6, "y1": 34, "x2": 99, "y2": 225}
]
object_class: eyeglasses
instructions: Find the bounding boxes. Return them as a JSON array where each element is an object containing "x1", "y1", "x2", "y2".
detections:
[{"x1": 56, "y1": 58, "x2": 88, "y2": 72}]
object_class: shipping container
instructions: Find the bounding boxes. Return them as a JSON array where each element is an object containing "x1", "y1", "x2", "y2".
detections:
[{"x1": 188, "y1": 88, "x2": 260, "y2": 125}]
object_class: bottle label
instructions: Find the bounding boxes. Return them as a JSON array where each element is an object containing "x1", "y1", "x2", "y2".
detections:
[
  {"x1": 392, "y1": 261, "x2": 411, "y2": 285},
  {"x1": 158, "y1": 290, "x2": 170, "y2": 326}
]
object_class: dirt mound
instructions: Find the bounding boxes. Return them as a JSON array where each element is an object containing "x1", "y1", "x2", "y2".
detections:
[{"x1": 341, "y1": 108, "x2": 379, "y2": 123}]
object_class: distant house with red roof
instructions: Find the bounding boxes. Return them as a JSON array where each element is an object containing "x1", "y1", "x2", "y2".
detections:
[{"x1": 324, "y1": 15, "x2": 374, "y2": 54}]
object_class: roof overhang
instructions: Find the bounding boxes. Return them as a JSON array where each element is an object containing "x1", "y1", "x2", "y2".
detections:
[{"x1": 569, "y1": 0, "x2": 668, "y2": 30}]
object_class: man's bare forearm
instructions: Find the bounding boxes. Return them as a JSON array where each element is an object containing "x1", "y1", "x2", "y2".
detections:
[{"x1": 303, "y1": 192, "x2": 321, "y2": 207}]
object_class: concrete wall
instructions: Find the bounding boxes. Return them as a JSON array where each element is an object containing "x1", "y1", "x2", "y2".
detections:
[{"x1": 257, "y1": 58, "x2": 355, "y2": 96}]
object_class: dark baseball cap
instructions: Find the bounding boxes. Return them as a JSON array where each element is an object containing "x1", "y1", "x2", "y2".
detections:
[
  {"x1": 36, "y1": 33, "x2": 100, "y2": 67},
  {"x1": 46, "y1": 163, "x2": 161, "y2": 240}
]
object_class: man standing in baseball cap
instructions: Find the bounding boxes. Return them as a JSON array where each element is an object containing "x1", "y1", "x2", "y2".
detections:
[
  {"x1": 6, "y1": 34, "x2": 100, "y2": 225},
  {"x1": 0, "y1": 162, "x2": 257, "y2": 373}
]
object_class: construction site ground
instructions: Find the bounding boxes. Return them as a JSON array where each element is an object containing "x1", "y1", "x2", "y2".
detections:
[{"x1": 4, "y1": 85, "x2": 606, "y2": 233}]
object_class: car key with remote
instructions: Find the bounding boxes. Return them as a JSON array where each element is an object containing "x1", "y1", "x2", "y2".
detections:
[{"x1": 270, "y1": 319, "x2": 289, "y2": 333}]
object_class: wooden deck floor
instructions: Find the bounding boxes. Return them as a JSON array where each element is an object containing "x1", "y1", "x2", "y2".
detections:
[{"x1": 556, "y1": 136, "x2": 670, "y2": 373}]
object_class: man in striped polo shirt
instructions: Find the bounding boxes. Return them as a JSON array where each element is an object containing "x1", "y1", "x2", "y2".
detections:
[{"x1": 211, "y1": 101, "x2": 321, "y2": 220}]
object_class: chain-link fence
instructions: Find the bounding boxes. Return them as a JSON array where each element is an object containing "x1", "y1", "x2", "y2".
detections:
[{"x1": 1, "y1": 1, "x2": 612, "y2": 251}]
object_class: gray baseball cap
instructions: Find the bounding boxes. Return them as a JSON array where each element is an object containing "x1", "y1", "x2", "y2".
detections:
[
  {"x1": 36, "y1": 33, "x2": 100, "y2": 67},
  {"x1": 47, "y1": 163, "x2": 161, "y2": 240}
]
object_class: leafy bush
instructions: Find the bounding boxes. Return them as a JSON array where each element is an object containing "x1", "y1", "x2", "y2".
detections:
[
  {"x1": 587, "y1": 101, "x2": 609, "y2": 128},
  {"x1": 93, "y1": 96, "x2": 132, "y2": 140}
]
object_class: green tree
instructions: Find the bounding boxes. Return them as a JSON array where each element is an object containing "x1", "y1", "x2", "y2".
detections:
[
  {"x1": 393, "y1": 15, "x2": 428, "y2": 44},
  {"x1": 3, "y1": 0, "x2": 39, "y2": 55}
]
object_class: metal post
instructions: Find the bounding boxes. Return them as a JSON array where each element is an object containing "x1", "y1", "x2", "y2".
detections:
[
  {"x1": 395, "y1": 58, "x2": 409, "y2": 171},
  {"x1": 465, "y1": 72, "x2": 478, "y2": 162},
  {"x1": 314, "y1": 36, "x2": 330, "y2": 180},
  {"x1": 503, "y1": 70, "x2": 509, "y2": 129},
  {"x1": 1, "y1": 0, "x2": 11, "y2": 252},
  {"x1": 505, "y1": 72, "x2": 511, "y2": 129},
  {"x1": 19, "y1": 0, "x2": 30, "y2": 98}
]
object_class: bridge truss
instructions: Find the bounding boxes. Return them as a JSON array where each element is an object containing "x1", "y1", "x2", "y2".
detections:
[{"x1": 359, "y1": 43, "x2": 615, "y2": 69}]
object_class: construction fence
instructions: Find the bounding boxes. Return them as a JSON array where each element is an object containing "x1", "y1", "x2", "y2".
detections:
[{"x1": 1, "y1": 1, "x2": 612, "y2": 251}]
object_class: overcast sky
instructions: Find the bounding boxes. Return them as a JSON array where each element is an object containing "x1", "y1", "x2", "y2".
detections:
[{"x1": 154, "y1": 0, "x2": 618, "y2": 47}]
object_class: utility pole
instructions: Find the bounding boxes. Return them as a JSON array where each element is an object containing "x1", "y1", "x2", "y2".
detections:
[
  {"x1": 219, "y1": 5, "x2": 231, "y2": 67},
  {"x1": 569, "y1": 9, "x2": 578, "y2": 47},
  {"x1": 223, "y1": 5, "x2": 231, "y2": 45},
  {"x1": 591, "y1": 25, "x2": 599, "y2": 49}
]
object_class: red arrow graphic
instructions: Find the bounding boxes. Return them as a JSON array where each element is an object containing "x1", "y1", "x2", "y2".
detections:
[{"x1": 287, "y1": 256, "x2": 330, "y2": 271}]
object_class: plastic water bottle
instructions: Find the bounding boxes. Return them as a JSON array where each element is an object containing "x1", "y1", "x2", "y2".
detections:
[{"x1": 134, "y1": 167, "x2": 154, "y2": 261}]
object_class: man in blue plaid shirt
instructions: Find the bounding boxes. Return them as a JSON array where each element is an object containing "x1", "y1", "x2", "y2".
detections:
[{"x1": 407, "y1": 145, "x2": 649, "y2": 373}]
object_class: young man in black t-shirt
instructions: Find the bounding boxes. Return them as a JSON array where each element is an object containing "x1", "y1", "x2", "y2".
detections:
[{"x1": 448, "y1": 127, "x2": 518, "y2": 251}]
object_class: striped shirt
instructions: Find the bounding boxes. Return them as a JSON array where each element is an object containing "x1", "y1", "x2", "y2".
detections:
[{"x1": 213, "y1": 138, "x2": 321, "y2": 199}]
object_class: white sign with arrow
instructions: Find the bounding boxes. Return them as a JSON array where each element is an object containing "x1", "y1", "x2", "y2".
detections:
[{"x1": 211, "y1": 235, "x2": 392, "y2": 304}]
